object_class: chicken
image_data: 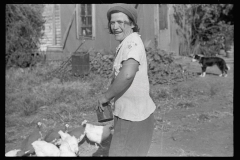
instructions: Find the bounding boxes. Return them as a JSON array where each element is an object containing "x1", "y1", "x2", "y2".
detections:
[
  {"x1": 59, "y1": 140, "x2": 77, "y2": 157},
  {"x1": 5, "y1": 149, "x2": 21, "y2": 157},
  {"x1": 44, "y1": 123, "x2": 69, "y2": 145},
  {"x1": 31, "y1": 140, "x2": 60, "y2": 156},
  {"x1": 68, "y1": 125, "x2": 85, "y2": 143},
  {"x1": 58, "y1": 130, "x2": 79, "y2": 154},
  {"x1": 18, "y1": 122, "x2": 44, "y2": 156},
  {"x1": 82, "y1": 120, "x2": 113, "y2": 148}
]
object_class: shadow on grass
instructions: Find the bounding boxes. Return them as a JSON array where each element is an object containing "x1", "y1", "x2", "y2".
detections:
[
  {"x1": 91, "y1": 134, "x2": 113, "y2": 157},
  {"x1": 196, "y1": 72, "x2": 220, "y2": 77}
]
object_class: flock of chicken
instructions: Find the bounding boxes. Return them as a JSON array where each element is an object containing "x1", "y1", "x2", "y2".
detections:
[{"x1": 5, "y1": 120, "x2": 114, "y2": 157}]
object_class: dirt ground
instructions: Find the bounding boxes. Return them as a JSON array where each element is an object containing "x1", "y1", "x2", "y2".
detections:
[
  {"x1": 147, "y1": 56, "x2": 234, "y2": 157},
  {"x1": 5, "y1": 54, "x2": 234, "y2": 157},
  {"x1": 74, "y1": 55, "x2": 234, "y2": 157}
]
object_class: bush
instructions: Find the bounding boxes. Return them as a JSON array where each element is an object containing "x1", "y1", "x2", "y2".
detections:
[
  {"x1": 146, "y1": 49, "x2": 197, "y2": 85},
  {"x1": 89, "y1": 50, "x2": 115, "y2": 78},
  {"x1": 88, "y1": 48, "x2": 197, "y2": 85},
  {"x1": 6, "y1": 4, "x2": 45, "y2": 68}
]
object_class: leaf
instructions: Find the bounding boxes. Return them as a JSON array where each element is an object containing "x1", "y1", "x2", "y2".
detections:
[{"x1": 154, "y1": 54, "x2": 160, "y2": 61}]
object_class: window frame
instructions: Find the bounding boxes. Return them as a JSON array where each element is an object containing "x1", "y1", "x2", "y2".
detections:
[{"x1": 76, "y1": 4, "x2": 96, "y2": 40}]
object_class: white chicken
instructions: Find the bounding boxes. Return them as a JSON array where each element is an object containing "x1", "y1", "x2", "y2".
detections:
[
  {"x1": 81, "y1": 120, "x2": 113, "y2": 148},
  {"x1": 31, "y1": 140, "x2": 60, "y2": 156},
  {"x1": 58, "y1": 130, "x2": 79, "y2": 155},
  {"x1": 5, "y1": 149, "x2": 21, "y2": 157},
  {"x1": 59, "y1": 140, "x2": 77, "y2": 157}
]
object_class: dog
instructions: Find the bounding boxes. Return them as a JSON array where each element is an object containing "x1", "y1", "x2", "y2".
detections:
[{"x1": 191, "y1": 54, "x2": 230, "y2": 77}]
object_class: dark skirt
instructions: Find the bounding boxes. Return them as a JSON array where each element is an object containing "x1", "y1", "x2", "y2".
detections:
[{"x1": 108, "y1": 113, "x2": 155, "y2": 156}]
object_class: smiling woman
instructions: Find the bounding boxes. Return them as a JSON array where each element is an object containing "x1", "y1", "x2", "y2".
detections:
[
  {"x1": 109, "y1": 12, "x2": 134, "y2": 42},
  {"x1": 96, "y1": 4, "x2": 156, "y2": 157},
  {"x1": 107, "y1": 5, "x2": 139, "y2": 35}
]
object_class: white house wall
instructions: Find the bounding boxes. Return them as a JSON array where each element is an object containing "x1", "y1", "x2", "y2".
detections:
[
  {"x1": 39, "y1": 4, "x2": 61, "y2": 52},
  {"x1": 159, "y1": 4, "x2": 171, "y2": 52}
]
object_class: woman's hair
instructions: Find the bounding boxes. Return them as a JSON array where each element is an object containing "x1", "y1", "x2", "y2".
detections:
[{"x1": 108, "y1": 10, "x2": 140, "y2": 34}]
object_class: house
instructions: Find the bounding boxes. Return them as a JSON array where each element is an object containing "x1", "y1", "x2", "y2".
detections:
[{"x1": 40, "y1": 4, "x2": 187, "y2": 60}]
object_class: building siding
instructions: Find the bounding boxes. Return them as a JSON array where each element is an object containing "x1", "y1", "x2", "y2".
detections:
[
  {"x1": 39, "y1": 4, "x2": 61, "y2": 51},
  {"x1": 54, "y1": 4, "x2": 61, "y2": 46},
  {"x1": 42, "y1": 4, "x2": 183, "y2": 60}
]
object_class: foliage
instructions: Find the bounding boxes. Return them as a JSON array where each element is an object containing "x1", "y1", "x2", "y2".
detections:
[
  {"x1": 173, "y1": 4, "x2": 234, "y2": 57},
  {"x1": 89, "y1": 48, "x2": 197, "y2": 85},
  {"x1": 6, "y1": 4, "x2": 45, "y2": 68},
  {"x1": 146, "y1": 48, "x2": 197, "y2": 85},
  {"x1": 89, "y1": 50, "x2": 115, "y2": 78}
]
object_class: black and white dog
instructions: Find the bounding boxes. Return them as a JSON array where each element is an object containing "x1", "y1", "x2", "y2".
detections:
[{"x1": 192, "y1": 55, "x2": 230, "y2": 77}]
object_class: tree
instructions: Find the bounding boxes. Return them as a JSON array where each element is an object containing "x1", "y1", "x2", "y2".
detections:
[
  {"x1": 173, "y1": 4, "x2": 234, "y2": 57},
  {"x1": 6, "y1": 4, "x2": 45, "y2": 68}
]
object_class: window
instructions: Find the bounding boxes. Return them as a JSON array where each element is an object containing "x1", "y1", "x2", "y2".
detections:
[{"x1": 76, "y1": 4, "x2": 95, "y2": 39}]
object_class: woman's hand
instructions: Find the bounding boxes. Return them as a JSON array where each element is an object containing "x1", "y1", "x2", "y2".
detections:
[{"x1": 96, "y1": 94, "x2": 110, "y2": 112}]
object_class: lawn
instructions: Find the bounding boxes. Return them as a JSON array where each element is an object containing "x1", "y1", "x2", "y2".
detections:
[{"x1": 5, "y1": 55, "x2": 233, "y2": 156}]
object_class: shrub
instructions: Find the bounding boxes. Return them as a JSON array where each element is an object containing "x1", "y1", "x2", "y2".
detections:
[
  {"x1": 6, "y1": 4, "x2": 45, "y2": 68},
  {"x1": 89, "y1": 50, "x2": 115, "y2": 78},
  {"x1": 88, "y1": 48, "x2": 197, "y2": 85},
  {"x1": 146, "y1": 49, "x2": 197, "y2": 85}
]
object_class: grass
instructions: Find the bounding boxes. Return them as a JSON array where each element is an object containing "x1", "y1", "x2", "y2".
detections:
[
  {"x1": 5, "y1": 60, "x2": 229, "y2": 153},
  {"x1": 175, "y1": 101, "x2": 196, "y2": 109},
  {"x1": 5, "y1": 62, "x2": 109, "y2": 147},
  {"x1": 197, "y1": 110, "x2": 233, "y2": 123}
]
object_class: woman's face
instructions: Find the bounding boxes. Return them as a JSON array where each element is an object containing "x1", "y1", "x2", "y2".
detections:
[{"x1": 110, "y1": 12, "x2": 134, "y2": 42}]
